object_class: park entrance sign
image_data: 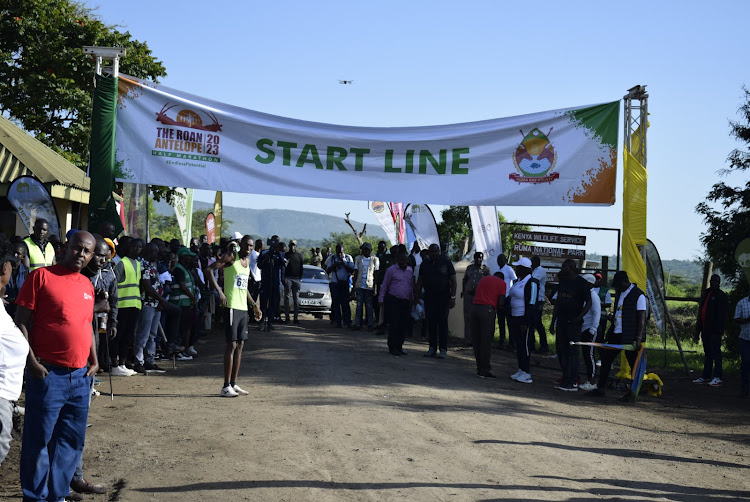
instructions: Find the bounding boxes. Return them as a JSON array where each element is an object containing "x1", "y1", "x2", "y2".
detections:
[{"x1": 115, "y1": 74, "x2": 618, "y2": 206}]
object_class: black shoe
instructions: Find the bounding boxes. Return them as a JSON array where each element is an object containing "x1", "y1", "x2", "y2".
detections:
[
  {"x1": 144, "y1": 363, "x2": 166, "y2": 374},
  {"x1": 477, "y1": 372, "x2": 496, "y2": 379},
  {"x1": 399, "y1": 349, "x2": 408, "y2": 356},
  {"x1": 293, "y1": 319, "x2": 301, "y2": 325},
  {"x1": 618, "y1": 392, "x2": 633, "y2": 403},
  {"x1": 133, "y1": 363, "x2": 146, "y2": 374},
  {"x1": 584, "y1": 388, "x2": 605, "y2": 397},
  {"x1": 389, "y1": 349, "x2": 402, "y2": 356},
  {"x1": 351, "y1": 325, "x2": 361, "y2": 331}
]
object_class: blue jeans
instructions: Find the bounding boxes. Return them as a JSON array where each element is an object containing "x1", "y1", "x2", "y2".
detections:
[
  {"x1": 21, "y1": 366, "x2": 91, "y2": 502},
  {"x1": 740, "y1": 338, "x2": 750, "y2": 396},
  {"x1": 135, "y1": 304, "x2": 161, "y2": 365},
  {"x1": 354, "y1": 288, "x2": 374, "y2": 327}
]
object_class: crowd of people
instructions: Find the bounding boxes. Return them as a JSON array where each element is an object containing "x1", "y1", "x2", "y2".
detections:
[{"x1": 0, "y1": 218, "x2": 749, "y2": 500}]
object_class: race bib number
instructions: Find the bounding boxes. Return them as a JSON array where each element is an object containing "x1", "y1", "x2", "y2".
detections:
[{"x1": 235, "y1": 273, "x2": 249, "y2": 290}]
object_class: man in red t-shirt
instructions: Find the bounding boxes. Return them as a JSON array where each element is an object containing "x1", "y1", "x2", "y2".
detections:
[
  {"x1": 15, "y1": 231, "x2": 99, "y2": 502},
  {"x1": 471, "y1": 275, "x2": 506, "y2": 378}
]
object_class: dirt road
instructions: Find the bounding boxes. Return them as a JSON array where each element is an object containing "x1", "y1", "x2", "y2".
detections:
[{"x1": 2, "y1": 317, "x2": 749, "y2": 501}]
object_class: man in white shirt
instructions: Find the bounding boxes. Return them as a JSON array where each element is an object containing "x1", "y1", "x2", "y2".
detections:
[
  {"x1": 586, "y1": 271, "x2": 647, "y2": 400},
  {"x1": 578, "y1": 274, "x2": 602, "y2": 391},
  {"x1": 495, "y1": 254, "x2": 517, "y2": 350}
]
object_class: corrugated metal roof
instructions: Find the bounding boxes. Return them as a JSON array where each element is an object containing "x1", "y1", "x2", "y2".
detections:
[{"x1": 0, "y1": 115, "x2": 90, "y2": 191}]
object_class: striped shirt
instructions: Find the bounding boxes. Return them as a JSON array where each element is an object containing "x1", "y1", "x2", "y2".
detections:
[{"x1": 735, "y1": 297, "x2": 750, "y2": 341}]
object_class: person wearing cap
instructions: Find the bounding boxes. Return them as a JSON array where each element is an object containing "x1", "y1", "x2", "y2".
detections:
[
  {"x1": 170, "y1": 247, "x2": 200, "y2": 357},
  {"x1": 16, "y1": 231, "x2": 99, "y2": 502},
  {"x1": 416, "y1": 244, "x2": 457, "y2": 359},
  {"x1": 470, "y1": 272, "x2": 506, "y2": 378},
  {"x1": 586, "y1": 270, "x2": 647, "y2": 400},
  {"x1": 352, "y1": 242, "x2": 380, "y2": 331},
  {"x1": 550, "y1": 259, "x2": 591, "y2": 392},
  {"x1": 462, "y1": 251, "x2": 490, "y2": 346},
  {"x1": 495, "y1": 254, "x2": 517, "y2": 350},
  {"x1": 578, "y1": 274, "x2": 602, "y2": 391},
  {"x1": 111, "y1": 238, "x2": 144, "y2": 376},
  {"x1": 23, "y1": 218, "x2": 56, "y2": 272},
  {"x1": 530, "y1": 256, "x2": 549, "y2": 353},
  {"x1": 0, "y1": 233, "x2": 29, "y2": 466},
  {"x1": 284, "y1": 240, "x2": 305, "y2": 324},
  {"x1": 507, "y1": 257, "x2": 538, "y2": 383}
]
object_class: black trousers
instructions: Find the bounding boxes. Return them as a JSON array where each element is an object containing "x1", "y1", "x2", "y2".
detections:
[
  {"x1": 529, "y1": 302, "x2": 548, "y2": 350},
  {"x1": 386, "y1": 294, "x2": 411, "y2": 352},
  {"x1": 597, "y1": 332, "x2": 637, "y2": 390},
  {"x1": 424, "y1": 295, "x2": 449, "y2": 350},
  {"x1": 471, "y1": 304, "x2": 496, "y2": 374},
  {"x1": 581, "y1": 329, "x2": 598, "y2": 381},
  {"x1": 112, "y1": 307, "x2": 139, "y2": 363},
  {"x1": 510, "y1": 315, "x2": 532, "y2": 373},
  {"x1": 558, "y1": 320, "x2": 583, "y2": 387}
]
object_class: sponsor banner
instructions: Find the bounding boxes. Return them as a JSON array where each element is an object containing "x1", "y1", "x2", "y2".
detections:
[
  {"x1": 173, "y1": 188, "x2": 190, "y2": 246},
  {"x1": 513, "y1": 243, "x2": 585, "y2": 260},
  {"x1": 122, "y1": 183, "x2": 149, "y2": 240},
  {"x1": 205, "y1": 212, "x2": 215, "y2": 244},
  {"x1": 115, "y1": 75, "x2": 618, "y2": 206},
  {"x1": 644, "y1": 239, "x2": 668, "y2": 338},
  {"x1": 7, "y1": 176, "x2": 61, "y2": 238},
  {"x1": 391, "y1": 203, "x2": 405, "y2": 244},
  {"x1": 469, "y1": 206, "x2": 503, "y2": 274},
  {"x1": 369, "y1": 201, "x2": 398, "y2": 246},
  {"x1": 512, "y1": 230, "x2": 586, "y2": 246},
  {"x1": 404, "y1": 203, "x2": 440, "y2": 252}
]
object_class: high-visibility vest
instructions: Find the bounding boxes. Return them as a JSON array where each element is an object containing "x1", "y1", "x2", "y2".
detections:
[
  {"x1": 117, "y1": 258, "x2": 142, "y2": 310},
  {"x1": 24, "y1": 237, "x2": 54, "y2": 271},
  {"x1": 170, "y1": 263, "x2": 197, "y2": 307}
]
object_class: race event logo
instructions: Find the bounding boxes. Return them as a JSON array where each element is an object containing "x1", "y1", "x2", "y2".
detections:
[
  {"x1": 371, "y1": 201, "x2": 386, "y2": 214},
  {"x1": 153, "y1": 103, "x2": 223, "y2": 163},
  {"x1": 510, "y1": 128, "x2": 559, "y2": 183}
]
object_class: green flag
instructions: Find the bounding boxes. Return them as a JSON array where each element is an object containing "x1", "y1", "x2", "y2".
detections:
[{"x1": 88, "y1": 74, "x2": 123, "y2": 236}]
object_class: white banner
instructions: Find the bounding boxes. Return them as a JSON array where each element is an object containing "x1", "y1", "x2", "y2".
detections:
[
  {"x1": 469, "y1": 206, "x2": 503, "y2": 274},
  {"x1": 115, "y1": 75, "x2": 619, "y2": 206},
  {"x1": 368, "y1": 201, "x2": 398, "y2": 246},
  {"x1": 404, "y1": 204, "x2": 440, "y2": 251},
  {"x1": 173, "y1": 188, "x2": 189, "y2": 246}
]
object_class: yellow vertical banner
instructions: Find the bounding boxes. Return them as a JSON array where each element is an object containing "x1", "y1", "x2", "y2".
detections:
[
  {"x1": 213, "y1": 191, "x2": 222, "y2": 239},
  {"x1": 622, "y1": 149, "x2": 647, "y2": 291}
]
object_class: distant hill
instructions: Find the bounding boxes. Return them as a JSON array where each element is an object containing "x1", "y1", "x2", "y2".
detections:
[
  {"x1": 154, "y1": 200, "x2": 385, "y2": 246},
  {"x1": 587, "y1": 253, "x2": 705, "y2": 285}
]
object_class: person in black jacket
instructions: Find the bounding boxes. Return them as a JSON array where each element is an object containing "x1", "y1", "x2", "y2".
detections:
[
  {"x1": 586, "y1": 271, "x2": 647, "y2": 400},
  {"x1": 693, "y1": 274, "x2": 728, "y2": 386}
]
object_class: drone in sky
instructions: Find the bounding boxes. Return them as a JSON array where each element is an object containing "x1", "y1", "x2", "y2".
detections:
[{"x1": 338, "y1": 80, "x2": 353, "y2": 84}]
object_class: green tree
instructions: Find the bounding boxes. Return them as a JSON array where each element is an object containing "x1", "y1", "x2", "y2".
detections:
[
  {"x1": 1, "y1": 0, "x2": 167, "y2": 166},
  {"x1": 322, "y1": 232, "x2": 362, "y2": 258},
  {"x1": 437, "y1": 206, "x2": 529, "y2": 262},
  {"x1": 696, "y1": 88, "x2": 750, "y2": 292}
]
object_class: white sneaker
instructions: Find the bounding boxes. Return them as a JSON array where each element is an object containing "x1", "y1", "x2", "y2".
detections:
[
  {"x1": 692, "y1": 377, "x2": 709, "y2": 384},
  {"x1": 221, "y1": 385, "x2": 238, "y2": 398},
  {"x1": 510, "y1": 369, "x2": 523, "y2": 380},
  {"x1": 91, "y1": 389, "x2": 101, "y2": 400},
  {"x1": 516, "y1": 371, "x2": 533, "y2": 384},
  {"x1": 175, "y1": 353, "x2": 193, "y2": 361},
  {"x1": 232, "y1": 384, "x2": 249, "y2": 396},
  {"x1": 186, "y1": 346, "x2": 198, "y2": 356},
  {"x1": 110, "y1": 365, "x2": 134, "y2": 376},
  {"x1": 579, "y1": 382, "x2": 597, "y2": 391},
  {"x1": 708, "y1": 377, "x2": 723, "y2": 387},
  {"x1": 595, "y1": 359, "x2": 602, "y2": 367}
]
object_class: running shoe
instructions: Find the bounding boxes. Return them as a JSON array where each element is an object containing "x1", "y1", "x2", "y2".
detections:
[
  {"x1": 186, "y1": 346, "x2": 198, "y2": 356},
  {"x1": 110, "y1": 365, "x2": 135, "y2": 377},
  {"x1": 232, "y1": 384, "x2": 249, "y2": 396},
  {"x1": 708, "y1": 377, "x2": 724, "y2": 387},
  {"x1": 175, "y1": 353, "x2": 193, "y2": 361},
  {"x1": 221, "y1": 385, "x2": 238, "y2": 398},
  {"x1": 515, "y1": 372, "x2": 533, "y2": 384},
  {"x1": 692, "y1": 377, "x2": 709, "y2": 384}
]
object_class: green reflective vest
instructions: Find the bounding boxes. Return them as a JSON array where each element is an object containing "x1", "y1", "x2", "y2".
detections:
[
  {"x1": 170, "y1": 263, "x2": 197, "y2": 307},
  {"x1": 24, "y1": 237, "x2": 54, "y2": 271},
  {"x1": 117, "y1": 257, "x2": 142, "y2": 310}
]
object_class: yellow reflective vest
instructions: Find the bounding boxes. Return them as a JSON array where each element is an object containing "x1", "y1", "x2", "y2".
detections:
[
  {"x1": 117, "y1": 257, "x2": 142, "y2": 310},
  {"x1": 24, "y1": 237, "x2": 54, "y2": 272}
]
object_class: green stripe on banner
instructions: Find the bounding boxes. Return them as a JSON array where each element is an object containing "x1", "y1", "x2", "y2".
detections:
[{"x1": 152, "y1": 151, "x2": 219, "y2": 163}]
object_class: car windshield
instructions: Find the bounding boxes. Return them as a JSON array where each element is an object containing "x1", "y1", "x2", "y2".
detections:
[{"x1": 303, "y1": 268, "x2": 328, "y2": 281}]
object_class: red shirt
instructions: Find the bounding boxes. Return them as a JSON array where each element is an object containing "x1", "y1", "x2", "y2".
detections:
[
  {"x1": 473, "y1": 276, "x2": 506, "y2": 307},
  {"x1": 15, "y1": 264, "x2": 95, "y2": 368}
]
